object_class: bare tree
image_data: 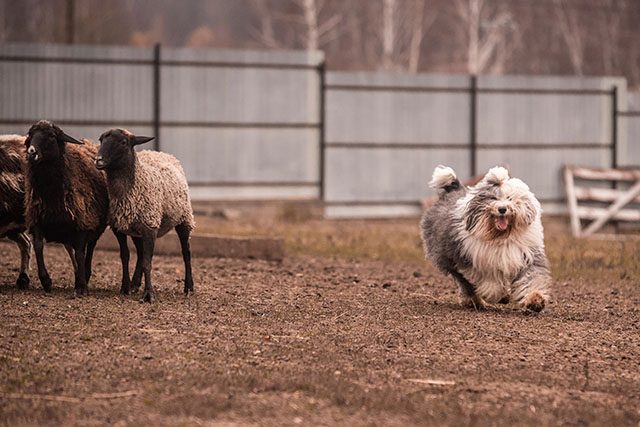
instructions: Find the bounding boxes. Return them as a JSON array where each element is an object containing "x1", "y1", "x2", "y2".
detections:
[
  {"x1": 298, "y1": 0, "x2": 343, "y2": 50},
  {"x1": 251, "y1": 0, "x2": 281, "y2": 48},
  {"x1": 0, "y1": 2, "x2": 6, "y2": 41},
  {"x1": 598, "y1": 0, "x2": 626, "y2": 76},
  {"x1": 302, "y1": 0, "x2": 319, "y2": 50},
  {"x1": 65, "y1": 0, "x2": 74, "y2": 43},
  {"x1": 335, "y1": 1, "x2": 380, "y2": 69},
  {"x1": 380, "y1": 0, "x2": 436, "y2": 72},
  {"x1": 381, "y1": 0, "x2": 396, "y2": 70},
  {"x1": 408, "y1": 0, "x2": 425, "y2": 73},
  {"x1": 250, "y1": 0, "x2": 342, "y2": 51},
  {"x1": 630, "y1": 44, "x2": 640, "y2": 91},
  {"x1": 553, "y1": 0, "x2": 585, "y2": 75},
  {"x1": 453, "y1": 0, "x2": 516, "y2": 74}
]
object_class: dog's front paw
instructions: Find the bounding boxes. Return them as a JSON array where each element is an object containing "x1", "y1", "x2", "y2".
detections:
[
  {"x1": 522, "y1": 291, "x2": 547, "y2": 312},
  {"x1": 460, "y1": 294, "x2": 487, "y2": 310}
]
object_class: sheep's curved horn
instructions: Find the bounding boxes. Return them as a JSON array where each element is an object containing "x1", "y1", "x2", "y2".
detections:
[
  {"x1": 133, "y1": 136, "x2": 155, "y2": 146},
  {"x1": 61, "y1": 132, "x2": 84, "y2": 145}
]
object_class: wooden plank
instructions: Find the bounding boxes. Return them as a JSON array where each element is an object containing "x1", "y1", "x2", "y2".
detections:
[
  {"x1": 574, "y1": 186, "x2": 640, "y2": 203},
  {"x1": 576, "y1": 206, "x2": 640, "y2": 222},
  {"x1": 567, "y1": 165, "x2": 640, "y2": 181},
  {"x1": 564, "y1": 167, "x2": 581, "y2": 237},
  {"x1": 581, "y1": 180, "x2": 640, "y2": 236}
]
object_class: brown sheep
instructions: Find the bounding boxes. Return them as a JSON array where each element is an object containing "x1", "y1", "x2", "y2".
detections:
[
  {"x1": 24, "y1": 120, "x2": 129, "y2": 295},
  {"x1": 0, "y1": 135, "x2": 31, "y2": 288}
]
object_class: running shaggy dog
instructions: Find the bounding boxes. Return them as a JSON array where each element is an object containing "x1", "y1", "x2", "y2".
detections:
[{"x1": 420, "y1": 166, "x2": 551, "y2": 312}]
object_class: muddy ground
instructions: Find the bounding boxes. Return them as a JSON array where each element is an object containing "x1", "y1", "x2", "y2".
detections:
[{"x1": 1, "y1": 218, "x2": 639, "y2": 426}]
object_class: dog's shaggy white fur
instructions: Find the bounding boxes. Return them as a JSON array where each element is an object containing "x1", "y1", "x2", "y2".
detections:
[{"x1": 421, "y1": 165, "x2": 551, "y2": 312}]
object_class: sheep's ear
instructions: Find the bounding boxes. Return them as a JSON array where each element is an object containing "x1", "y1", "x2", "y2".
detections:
[
  {"x1": 132, "y1": 136, "x2": 155, "y2": 146},
  {"x1": 62, "y1": 132, "x2": 84, "y2": 145},
  {"x1": 50, "y1": 122, "x2": 83, "y2": 145}
]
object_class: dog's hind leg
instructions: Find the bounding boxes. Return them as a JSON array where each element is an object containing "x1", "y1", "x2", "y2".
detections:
[{"x1": 449, "y1": 270, "x2": 486, "y2": 310}]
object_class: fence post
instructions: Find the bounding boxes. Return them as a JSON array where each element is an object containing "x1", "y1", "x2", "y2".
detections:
[
  {"x1": 611, "y1": 85, "x2": 618, "y2": 170},
  {"x1": 153, "y1": 43, "x2": 161, "y2": 151},
  {"x1": 470, "y1": 74, "x2": 478, "y2": 177},
  {"x1": 318, "y1": 60, "x2": 326, "y2": 201}
]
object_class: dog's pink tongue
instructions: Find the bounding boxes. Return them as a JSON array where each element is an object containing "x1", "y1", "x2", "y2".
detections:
[{"x1": 496, "y1": 216, "x2": 509, "y2": 230}]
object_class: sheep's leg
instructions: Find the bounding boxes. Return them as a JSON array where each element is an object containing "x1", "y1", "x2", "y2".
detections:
[
  {"x1": 7, "y1": 231, "x2": 31, "y2": 289},
  {"x1": 73, "y1": 234, "x2": 89, "y2": 296},
  {"x1": 64, "y1": 244, "x2": 78, "y2": 275},
  {"x1": 84, "y1": 234, "x2": 99, "y2": 283},
  {"x1": 32, "y1": 228, "x2": 52, "y2": 292},
  {"x1": 131, "y1": 236, "x2": 144, "y2": 292},
  {"x1": 140, "y1": 230, "x2": 157, "y2": 303},
  {"x1": 114, "y1": 230, "x2": 131, "y2": 294},
  {"x1": 175, "y1": 223, "x2": 194, "y2": 296}
]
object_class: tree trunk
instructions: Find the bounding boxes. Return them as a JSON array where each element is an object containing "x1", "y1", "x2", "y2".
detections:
[
  {"x1": 467, "y1": 0, "x2": 480, "y2": 74},
  {"x1": 302, "y1": 0, "x2": 319, "y2": 50},
  {"x1": 408, "y1": 0, "x2": 425, "y2": 73},
  {"x1": 382, "y1": 0, "x2": 396, "y2": 70}
]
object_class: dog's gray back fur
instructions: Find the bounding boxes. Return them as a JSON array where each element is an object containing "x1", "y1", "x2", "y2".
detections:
[{"x1": 420, "y1": 183, "x2": 469, "y2": 276}]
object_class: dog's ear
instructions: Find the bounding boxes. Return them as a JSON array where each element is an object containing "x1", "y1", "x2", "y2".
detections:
[{"x1": 523, "y1": 198, "x2": 537, "y2": 225}]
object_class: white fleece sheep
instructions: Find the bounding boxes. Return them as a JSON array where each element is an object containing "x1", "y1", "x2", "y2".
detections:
[{"x1": 95, "y1": 128, "x2": 195, "y2": 302}]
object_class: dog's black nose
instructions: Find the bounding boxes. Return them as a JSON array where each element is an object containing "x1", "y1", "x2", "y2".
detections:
[{"x1": 498, "y1": 207, "x2": 507, "y2": 214}]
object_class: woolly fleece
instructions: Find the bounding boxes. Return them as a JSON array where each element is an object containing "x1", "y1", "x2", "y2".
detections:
[{"x1": 107, "y1": 150, "x2": 195, "y2": 238}]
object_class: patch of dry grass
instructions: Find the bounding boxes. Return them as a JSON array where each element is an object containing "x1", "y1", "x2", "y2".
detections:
[
  {"x1": 544, "y1": 222, "x2": 640, "y2": 283},
  {"x1": 195, "y1": 215, "x2": 426, "y2": 263}
]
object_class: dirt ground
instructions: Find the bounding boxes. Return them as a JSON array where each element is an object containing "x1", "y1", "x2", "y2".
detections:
[{"x1": 1, "y1": 216, "x2": 639, "y2": 426}]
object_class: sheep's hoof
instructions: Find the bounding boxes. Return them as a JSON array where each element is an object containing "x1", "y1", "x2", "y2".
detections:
[
  {"x1": 16, "y1": 273, "x2": 30, "y2": 290},
  {"x1": 141, "y1": 289, "x2": 154, "y2": 303},
  {"x1": 75, "y1": 287, "x2": 88, "y2": 297},
  {"x1": 184, "y1": 283, "x2": 194, "y2": 296},
  {"x1": 120, "y1": 283, "x2": 131, "y2": 295},
  {"x1": 40, "y1": 277, "x2": 52, "y2": 293}
]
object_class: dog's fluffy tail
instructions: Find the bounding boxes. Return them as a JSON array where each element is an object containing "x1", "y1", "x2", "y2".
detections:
[{"x1": 429, "y1": 165, "x2": 460, "y2": 192}]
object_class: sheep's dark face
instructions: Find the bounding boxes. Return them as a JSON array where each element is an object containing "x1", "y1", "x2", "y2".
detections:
[
  {"x1": 95, "y1": 128, "x2": 154, "y2": 171},
  {"x1": 25, "y1": 120, "x2": 83, "y2": 165}
]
